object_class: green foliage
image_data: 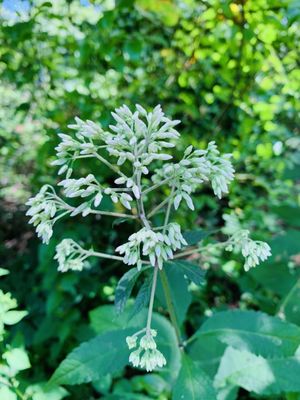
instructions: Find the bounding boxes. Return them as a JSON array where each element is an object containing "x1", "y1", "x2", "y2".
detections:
[
  {"x1": 0, "y1": 0, "x2": 299, "y2": 398},
  {"x1": 173, "y1": 354, "x2": 217, "y2": 400}
]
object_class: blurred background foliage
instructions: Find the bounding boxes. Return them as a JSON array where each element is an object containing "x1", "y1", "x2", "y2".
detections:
[{"x1": 0, "y1": 0, "x2": 299, "y2": 398}]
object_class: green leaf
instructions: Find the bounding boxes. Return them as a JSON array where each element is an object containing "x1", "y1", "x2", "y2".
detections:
[
  {"x1": 215, "y1": 347, "x2": 300, "y2": 395},
  {"x1": 172, "y1": 354, "x2": 217, "y2": 400},
  {"x1": 151, "y1": 313, "x2": 181, "y2": 383},
  {"x1": 25, "y1": 383, "x2": 68, "y2": 400},
  {"x1": 183, "y1": 229, "x2": 210, "y2": 245},
  {"x1": 156, "y1": 263, "x2": 192, "y2": 324},
  {"x1": 89, "y1": 305, "x2": 145, "y2": 333},
  {"x1": 115, "y1": 267, "x2": 141, "y2": 314},
  {"x1": 3, "y1": 348, "x2": 31, "y2": 374},
  {"x1": 0, "y1": 268, "x2": 9, "y2": 276},
  {"x1": 3, "y1": 310, "x2": 28, "y2": 325},
  {"x1": 130, "y1": 273, "x2": 152, "y2": 317},
  {"x1": 168, "y1": 260, "x2": 206, "y2": 285},
  {"x1": 49, "y1": 328, "x2": 135, "y2": 386},
  {"x1": 0, "y1": 386, "x2": 17, "y2": 400},
  {"x1": 278, "y1": 277, "x2": 300, "y2": 325},
  {"x1": 192, "y1": 310, "x2": 300, "y2": 357}
]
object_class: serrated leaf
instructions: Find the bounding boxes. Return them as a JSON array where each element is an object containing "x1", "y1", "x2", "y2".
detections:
[
  {"x1": 192, "y1": 310, "x2": 300, "y2": 357},
  {"x1": 168, "y1": 260, "x2": 206, "y2": 285},
  {"x1": 49, "y1": 328, "x2": 135, "y2": 386},
  {"x1": 130, "y1": 273, "x2": 152, "y2": 317},
  {"x1": 115, "y1": 267, "x2": 141, "y2": 314},
  {"x1": 172, "y1": 354, "x2": 217, "y2": 400},
  {"x1": 215, "y1": 347, "x2": 300, "y2": 395}
]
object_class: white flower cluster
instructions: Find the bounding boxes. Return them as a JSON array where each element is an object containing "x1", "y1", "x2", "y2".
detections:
[
  {"x1": 106, "y1": 104, "x2": 180, "y2": 167},
  {"x1": 54, "y1": 239, "x2": 90, "y2": 273},
  {"x1": 226, "y1": 230, "x2": 271, "y2": 271},
  {"x1": 126, "y1": 329, "x2": 166, "y2": 372},
  {"x1": 52, "y1": 117, "x2": 107, "y2": 178},
  {"x1": 116, "y1": 223, "x2": 187, "y2": 269},
  {"x1": 26, "y1": 185, "x2": 70, "y2": 244},
  {"x1": 153, "y1": 141, "x2": 235, "y2": 211}
]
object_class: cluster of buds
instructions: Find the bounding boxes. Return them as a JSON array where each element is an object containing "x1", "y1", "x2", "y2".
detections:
[
  {"x1": 153, "y1": 141, "x2": 235, "y2": 212},
  {"x1": 54, "y1": 239, "x2": 90, "y2": 273},
  {"x1": 226, "y1": 230, "x2": 272, "y2": 271},
  {"x1": 25, "y1": 185, "x2": 70, "y2": 244},
  {"x1": 126, "y1": 329, "x2": 166, "y2": 372},
  {"x1": 106, "y1": 104, "x2": 180, "y2": 168},
  {"x1": 51, "y1": 117, "x2": 107, "y2": 178},
  {"x1": 116, "y1": 223, "x2": 187, "y2": 269}
]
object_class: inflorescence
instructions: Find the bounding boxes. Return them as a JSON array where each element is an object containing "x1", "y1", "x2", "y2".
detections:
[{"x1": 26, "y1": 104, "x2": 271, "y2": 371}]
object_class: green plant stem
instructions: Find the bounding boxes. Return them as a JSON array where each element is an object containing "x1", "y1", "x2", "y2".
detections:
[
  {"x1": 159, "y1": 268, "x2": 182, "y2": 344},
  {"x1": 142, "y1": 176, "x2": 173, "y2": 196},
  {"x1": 94, "y1": 152, "x2": 127, "y2": 178},
  {"x1": 148, "y1": 197, "x2": 170, "y2": 218},
  {"x1": 89, "y1": 251, "x2": 124, "y2": 262},
  {"x1": 136, "y1": 171, "x2": 182, "y2": 345},
  {"x1": 146, "y1": 266, "x2": 158, "y2": 333},
  {"x1": 173, "y1": 241, "x2": 229, "y2": 259}
]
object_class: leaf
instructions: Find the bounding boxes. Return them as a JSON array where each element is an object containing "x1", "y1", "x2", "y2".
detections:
[
  {"x1": 3, "y1": 310, "x2": 28, "y2": 325},
  {"x1": 49, "y1": 328, "x2": 135, "y2": 386},
  {"x1": 172, "y1": 354, "x2": 217, "y2": 400},
  {"x1": 168, "y1": 260, "x2": 206, "y2": 285},
  {"x1": 156, "y1": 263, "x2": 192, "y2": 324},
  {"x1": 130, "y1": 273, "x2": 152, "y2": 317},
  {"x1": 89, "y1": 305, "x2": 145, "y2": 334},
  {"x1": 0, "y1": 268, "x2": 9, "y2": 276},
  {"x1": 0, "y1": 386, "x2": 17, "y2": 400},
  {"x1": 278, "y1": 277, "x2": 300, "y2": 325},
  {"x1": 183, "y1": 229, "x2": 210, "y2": 245},
  {"x1": 25, "y1": 383, "x2": 68, "y2": 400},
  {"x1": 215, "y1": 347, "x2": 300, "y2": 395},
  {"x1": 3, "y1": 348, "x2": 31, "y2": 374},
  {"x1": 115, "y1": 267, "x2": 141, "y2": 314},
  {"x1": 151, "y1": 313, "x2": 181, "y2": 383},
  {"x1": 192, "y1": 310, "x2": 300, "y2": 357}
]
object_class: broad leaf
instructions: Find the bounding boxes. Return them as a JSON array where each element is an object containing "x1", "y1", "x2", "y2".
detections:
[
  {"x1": 192, "y1": 310, "x2": 300, "y2": 357},
  {"x1": 172, "y1": 354, "x2": 217, "y2": 400},
  {"x1": 168, "y1": 260, "x2": 206, "y2": 285},
  {"x1": 131, "y1": 273, "x2": 153, "y2": 317},
  {"x1": 152, "y1": 313, "x2": 181, "y2": 383},
  {"x1": 156, "y1": 263, "x2": 191, "y2": 324},
  {"x1": 115, "y1": 267, "x2": 141, "y2": 314},
  {"x1": 183, "y1": 229, "x2": 211, "y2": 245},
  {"x1": 89, "y1": 305, "x2": 146, "y2": 333},
  {"x1": 215, "y1": 347, "x2": 300, "y2": 396},
  {"x1": 49, "y1": 328, "x2": 135, "y2": 386}
]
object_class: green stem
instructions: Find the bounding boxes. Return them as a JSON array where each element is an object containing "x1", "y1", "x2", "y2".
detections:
[
  {"x1": 142, "y1": 176, "x2": 174, "y2": 196},
  {"x1": 146, "y1": 266, "x2": 159, "y2": 333},
  {"x1": 159, "y1": 268, "x2": 182, "y2": 344},
  {"x1": 93, "y1": 153, "x2": 127, "y2": 178}
]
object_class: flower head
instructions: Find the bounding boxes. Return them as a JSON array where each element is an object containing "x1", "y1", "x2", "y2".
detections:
[
  {"x1": 226, "y1": 230, "x2": 271, "y2": 271},
  {"x1": 126, "y1": 329, "x2": 166, "y2": 372}
]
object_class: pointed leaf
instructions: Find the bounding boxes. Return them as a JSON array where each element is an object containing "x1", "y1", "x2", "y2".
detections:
[
  {"x1": 172, "y1": 354, "x2": 217, "y2": 400},
  {"x1": 168, "y1": 260, "x2": 206, "y2": 285},
  {"x1": 192, "y1": 310, "x2": 300, "y2": 357},
  {"x1": 49, "y1": 328, "x2": 135, "y2": 386},
  {"x1": 115, "y1": 267, "x2": 141, "y2": 314},
  {"x1": 215, "y1": 347, "x2": 300, "y2": 396}
]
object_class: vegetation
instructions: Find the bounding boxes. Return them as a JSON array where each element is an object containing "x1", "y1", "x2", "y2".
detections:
[{"x1": 0, "y1": 0, "x2": 299, "y2": 399}]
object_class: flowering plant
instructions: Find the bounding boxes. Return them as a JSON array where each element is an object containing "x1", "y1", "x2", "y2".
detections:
[{"x1": 26, "y1": 105, "x2": 271, "y2": 372}]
